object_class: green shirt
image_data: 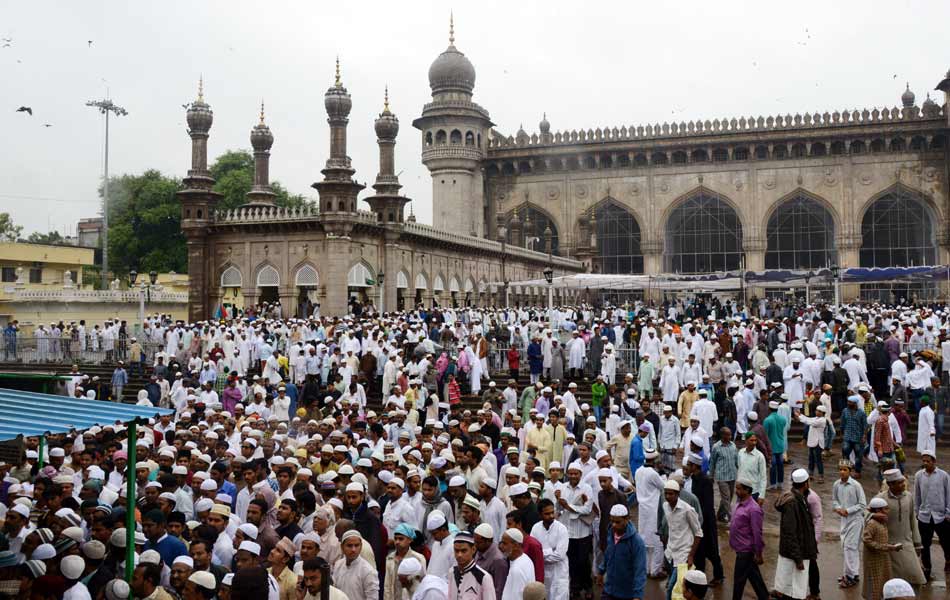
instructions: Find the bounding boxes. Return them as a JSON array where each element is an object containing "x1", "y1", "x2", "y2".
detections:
[
  {"x1": 591, "y1": 382, "x2": 607, "y2": 406},
  {"x1": 763, "y1": 412, "x2": 788, "y2": 454}
]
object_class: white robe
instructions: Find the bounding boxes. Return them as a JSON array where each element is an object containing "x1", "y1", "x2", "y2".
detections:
[
  {"x1": 501, "y1": 554, "x2": 534, "y2": 600},
  {"x1": 917, "y1": 405, "x2": 937, "y2": 457},
  {"x1": 659, "y1": 364, "x2": 681, "y2": 405},
  {"x1": 635, "y1": 465, "x2": 666, "y2": 575},
  {"x1": 530, "y1": 520, "x2": 569, "y2": 600},
  {"x1": 567, "y1": 337, "x2": 586, "y2": 369}
]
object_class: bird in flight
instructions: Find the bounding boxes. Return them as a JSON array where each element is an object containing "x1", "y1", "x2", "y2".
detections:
[
  {"x1": 16, "y1": 106, "x2": 32, "y2": 115},
  {"x1": 42, "y1": 123, "x2": 52, "y2": 128},
  {"x1": 87, "y1": 40, "x2": 93, "y2": 47}
]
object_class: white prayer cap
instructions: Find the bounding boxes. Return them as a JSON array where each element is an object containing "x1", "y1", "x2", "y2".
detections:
[
  {"x1": 609, "y1": 504, "x2": 628, "y2": 517},
  {"x1": 238, "y1": 541, "x2": 261, "y2": 556},
  {"x1": 684, "y1": 570, "x2": 708, "y2": 586},
  {"x1": 397, "y1": 556, "x2": 423, "y2": 576},
  {"x1": 868, "y1": 497, "x2": 888, "y2": 509},
  {"x1": 882, "y1": 578, "x2": 915, "y2": 599},
  {"x1": 172, "y1": 556, "x2": 194, "y2": 568},
  {"x1": 791, "y1": 469, "x2": 809, "y2": 483},
  {"x1": 663, "y1": 480, "x2": 680, "y2": 492},
  {"x1": 426, "y1": 510, "x2": 447, "y2": 530},
  {"x1": 474, "y1": 523, "x2": 494, "y2": 539},
  {"x1": 503, "y1": 528, "x2": 524, "y2": 544}
]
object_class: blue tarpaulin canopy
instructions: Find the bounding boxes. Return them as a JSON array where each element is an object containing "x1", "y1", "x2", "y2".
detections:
[{"x1": 0, "y1": 389, "x2": 173, "y2": 441}]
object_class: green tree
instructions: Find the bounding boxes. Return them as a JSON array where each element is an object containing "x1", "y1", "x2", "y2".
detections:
[
  {"x1": 103, "y1": 169, "x2": 186, "y2": 276},
  {"x1": 0, "y1": 212, "x2": 23, "y2": 241},
  {"x1": 23, "y1": 230, "x2": 65, "y2": 244},
  {"x1": 210, "y1": 150, "x2": 310, "y2": 211}
]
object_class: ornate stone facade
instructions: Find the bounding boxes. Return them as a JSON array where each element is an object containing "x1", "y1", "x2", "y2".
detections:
[
  {"x1": 182, "y1": 22, "x2": 950, "y2": 317},
  {"x1": 178, "y1": 57, "x2": 581, "y2": 321}
]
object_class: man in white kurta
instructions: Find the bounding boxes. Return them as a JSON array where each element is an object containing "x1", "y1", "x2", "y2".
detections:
[
  {"x1": 500, "y1": 529, "x2": 535, "y2": 600},
  {"x1": 566, "y1": 333, "x2": 586, "y2": 376},
  {"x1": 659, "y1": 359, "x2": 682, "y2": 406},
  {"x1": 918, "y1": 398, "x2": 937, "y2": 457},
  {"x1": 530, "y1": 505, "x2": 570, "y2": 600},
  {"x1": 634, "y1": 455, "x2": 666, "y2": 576}
]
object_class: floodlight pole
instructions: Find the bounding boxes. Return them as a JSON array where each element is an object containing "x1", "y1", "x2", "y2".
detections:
[
  {"x1": 86, "y1": 98, "x2": 128, "y2": 288},
  {"x1": 125, "y1": 418, "x2": 137, "y2": 584}
]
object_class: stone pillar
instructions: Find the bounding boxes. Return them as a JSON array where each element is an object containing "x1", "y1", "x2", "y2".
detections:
[
  {"x1": 241, "y1": 287, "x2": 258, "y2": 309},
  {"x1": 278, "y1": 287, "x2": 295, "y2": 317},
  {"x1": 185, "y1": 237, "x2": 209, "y2": 322},
  {"x1": 743, "y1": 237, "x2": 766, "y2": 304},
  {"x1": 836, "y1": 236, "x2": 861, "y2": 301},
  {"x1": 321, "y1": 237, "x2": 351, "y2": 316}
]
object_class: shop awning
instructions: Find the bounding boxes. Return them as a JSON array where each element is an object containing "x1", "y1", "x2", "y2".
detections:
[{"x1": 0, "y1": 389, "x2": 173, "y2": 441}]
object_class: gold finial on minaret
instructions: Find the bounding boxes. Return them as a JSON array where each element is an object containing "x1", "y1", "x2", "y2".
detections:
[
  {"x1": 449, "y1": 11, "x2": 455, "y2": 45},
  {"x1": 198, "y1": 75, "x2": 204, "y2": 102},
  {"x1": 259, "y1": 99, "x2": 265, "y2": 124},
  {"x1": 334, "y1": 56, "x2": 341, "y2": 87},
  {"x1": 383, "y1": 85, "x2": 390, "y2": 113}
]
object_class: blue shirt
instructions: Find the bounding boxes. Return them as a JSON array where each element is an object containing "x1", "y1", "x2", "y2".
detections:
[{"x1": 144, "y1": 533, "x2": 187, "y2": 569}]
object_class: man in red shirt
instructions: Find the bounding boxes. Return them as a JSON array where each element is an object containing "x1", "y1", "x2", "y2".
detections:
[{"x1": 506, "y1": 509, "x2": 544, "y2": 582}]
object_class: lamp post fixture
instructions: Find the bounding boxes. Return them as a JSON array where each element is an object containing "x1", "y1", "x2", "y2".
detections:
[
  {"x1": 377, "y1": 271, "x2": 385, "y2": 314},
  {"x1": 830, "y1": 263, "x2": 840, "y2": 307},
  {"x1": 804, "y1": 270, "x2": 813, "y2": 306},
  {"x1": 543, "y1": 265, "x2": 554, "y2": 314},
  {"x1": 86, "y1": 98, "x2": 128, "y2": 288},
  {"x1": 129, "y1": 270, "x2": 158, "y2": 332},
  {"x1": 498, "y1": 223, "x2": 508, "y2": 308}
]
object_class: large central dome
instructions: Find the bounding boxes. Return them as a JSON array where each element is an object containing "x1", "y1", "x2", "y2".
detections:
[
  {"x1": 428, "y1": 15, "x2": 476, "y2": 95},
  {"x1": 428, "y1": 44, "x2": 476, "y2": 95}
]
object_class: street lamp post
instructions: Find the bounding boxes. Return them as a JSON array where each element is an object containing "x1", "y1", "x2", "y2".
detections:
[
  {"x1": 86, "y1": 98, "x2": 128, "y2": 288},
  {"x1": 377, "y1": 272, "x2": 385, "y2": 314},
  {"x1": 804, "y1": 271, "x2": 812, "y2": 306},
  {"x1": 129, "y1": 270, "x2": 158, "y2": 333},
  {"x1": 543, "y1": 265, "x2": 554, "y2": 315},
  {"x1": 831, "y1": 263, "x2": 840, "y2": 307},
  {"x1": 498, "y1": 224, "x2": 508, "y2": 308}
]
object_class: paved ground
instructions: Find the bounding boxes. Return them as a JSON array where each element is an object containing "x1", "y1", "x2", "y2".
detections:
[{"x1": 629, "y1": 442, "x2": 947, "y2": 600}]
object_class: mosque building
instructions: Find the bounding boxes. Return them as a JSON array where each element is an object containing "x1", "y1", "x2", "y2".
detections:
[{"x1": 180, "y1": 20, "x2": 950, "y2": 319}]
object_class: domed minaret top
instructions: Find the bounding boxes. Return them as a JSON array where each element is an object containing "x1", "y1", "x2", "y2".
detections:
[
  {"x1": 186, "y1": 76, "x2": 213, "y2": 133},
  {"x1": 902, "y1": 83, "x2": 916, "y2": 108},
  {"x1": 374, "y1": 86, "x2": 399, "y2": 140},
  {"x1": 427, "y1": 13, "x2": 476, "y2": 97},
  {"x1": 539, "y1": 113, "x2": 552, "y2": 144},
  {"x1": 324, "y1": 57, "x2": 353, "y2": 120},
  {"x1": 366, "y1": 87, "x2": 410, "y2": 223},
  {"x1": 312, "y1": 58, "x2": 364, "y2": 216},
  {"x1": 250, "y1": 101, "x2": 274, "y2": 151},
  {"x1": 246, "y1": 101, "x2": 277, "y2": 206},
  {"x1": 183, "y1": 77, "x2": 215, "y2": 190}
]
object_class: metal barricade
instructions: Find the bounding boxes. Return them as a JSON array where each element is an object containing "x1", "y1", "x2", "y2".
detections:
[
  {"x1": 1, "y1": 335, "x2": 163, "y2": 366},
  {"x1": 488, "y1": 340, "x2": 639, "y2": 380}
]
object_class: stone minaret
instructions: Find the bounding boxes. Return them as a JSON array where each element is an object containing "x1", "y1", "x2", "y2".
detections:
[
  {"x1": 246, "y1": 101, "x2": 277, "y2": 205},
  {"x1": 178, "y1": 77, "x2": 222, "y2": 322},
  {"x1": 313, "y1": 58, "x2": 365, "y2": 217},
  {"x1": 365, "y1": 87, "x2": 410, "y2": 223},
  {"x1": 413, "y1": 15, "x2": 494, "y2": 238}
]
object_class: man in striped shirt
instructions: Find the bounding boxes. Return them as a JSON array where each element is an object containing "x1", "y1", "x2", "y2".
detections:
[{"x1": 709, "y1": 427, "x2": 739, "y2": 522}]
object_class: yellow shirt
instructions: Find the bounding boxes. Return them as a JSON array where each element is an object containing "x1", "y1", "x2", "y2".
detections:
[{"x1": 269, "y1": 565, "x2": 298, "y2": 600}]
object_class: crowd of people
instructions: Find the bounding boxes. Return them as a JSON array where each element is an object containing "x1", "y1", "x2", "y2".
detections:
[{"x1": 0, "y1": 295, "x2": 948, "y2": 600}]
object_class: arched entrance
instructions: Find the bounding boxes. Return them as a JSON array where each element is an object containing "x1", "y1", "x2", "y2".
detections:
[
  {"x1": 449, "y1": 276, "x2": 461, "y2": 308},
  {"x1": 765, "y1": 193, "x2": 837, "y2": 301},
  {"x1": 347, "y1": 262, "x2": 375, "y2": 308},
  {"x1": 294, "y1": 264, "x2": 320, "y2": 317},
  {"x1": 220, "y1": 265, "x2": 244, "y2": 315},
  {"x1": 507, "y1": 205, "x2": 559, "y2": 254},
  {"x1": 396, "y1": 270, "x2": 409, "y2": 311},
  {"x1": 592, "y1": 200, "x2": 644, "y2": 275},
  {"x1": 665, "y1": 191, "x2": 743, "y2": 273},
  {"x1": 859, "y1": 186, "x2": 939, "y2": 301},
  {"x1": 256, "y1": 264, "x2": 280, "y2": 304},
  {"x1": 414, "y1": 273, "x2": 428, "y2": 307}
]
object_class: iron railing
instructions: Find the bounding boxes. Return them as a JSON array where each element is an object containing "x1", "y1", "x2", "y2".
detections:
[{"x1": 1, "y1": 336, "x2": 165, "y2": 366}]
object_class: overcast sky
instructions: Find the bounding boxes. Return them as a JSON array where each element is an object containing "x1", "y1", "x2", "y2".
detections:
[{"x1": 1, "y1": 0, "x2": 945, "y2": 236}]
